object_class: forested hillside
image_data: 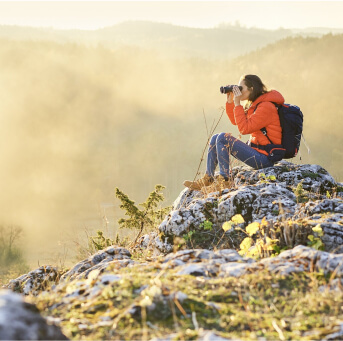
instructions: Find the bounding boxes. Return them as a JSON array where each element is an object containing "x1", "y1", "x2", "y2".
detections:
[
  {"x1": 0, "y1": 22, "x2": 340, "y2": 59},
  {"x1": 224, "y1": 34, "x2": 343, "y2": 177},
  {"x1": 0, "y1": 29, "x2": 341, "y2": 266}
]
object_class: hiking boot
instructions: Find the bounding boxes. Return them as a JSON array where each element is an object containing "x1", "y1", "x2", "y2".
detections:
[
  {"x1": 216, "y1": 174, "x2": 232, "y2": 188},
  {"x1": 204, "y1": 174, "x2": 232, "y2": 193},
  {"x1": 183, "y1": 174, "x2": 214, "y2": 191}
]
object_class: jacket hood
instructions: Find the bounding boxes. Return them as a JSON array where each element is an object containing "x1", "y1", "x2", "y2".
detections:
[{"x1": 252, "y1": 90, "x2": 284, "y2": 106}]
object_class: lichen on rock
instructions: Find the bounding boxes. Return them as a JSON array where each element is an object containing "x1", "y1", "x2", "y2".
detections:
[
  {"x1": 61, "y1": 246, "x2": 133, "y2": 281},
  {"x1": 3, "y1": 266, "x2": 64, "y2": 296},
  {"x1": 149, "y1": 161, "x2": 342, "y2": 254},
  {"x1": 3, "y1": 161, "x2": 343, "y2": 341}
]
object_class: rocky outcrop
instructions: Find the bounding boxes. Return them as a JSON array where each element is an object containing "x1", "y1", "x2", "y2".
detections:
[
  {"x1": 161, "y1": 248, "x2": 254, "y2": 277},
  {"x1": 152, "y1": 161, "x2": 343, "y2": 253},
  {"x1": 31, "y1": 245, "x2": 343, "y2": 340},
  {"x1": 3, "y1": 247, "x2": 134, "y2": 297},
  {"x1": 3, "y1": 161, "x2": 343, "y2": 340},
  {"x1": 293, "y1": 198, "x2": 343, "y2": 252},
  {"x1": 156, "y1": 245, "x2": 343, "y2": 279},
  {"x1": 0, "y1": 290, "x2": 67, "y2": 340},
  {"x1": 60, "y1": 246, "x2": 133, "y2": 280},
  {"x1": 231, "y1": 161, "x2": 337, "y2": 193},
  {"x1": 4, "y1": 266, "x2": 63, "y2": 296}
]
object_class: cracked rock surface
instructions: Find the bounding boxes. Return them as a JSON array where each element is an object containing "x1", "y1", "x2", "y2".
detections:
[
  {"x1": 2, "y1": 161, "x2": 343, "y2": 341},
  {"x1": 3, "y1": 266, "x2": 63, "y2": 296},
  {"x1": 3, "y1": 247, "x2": 134, "y2": 297},
  {"x1": 61, "y1": 246, "x2": 133, "y2": 280},
  {"x1": 151, "y1": 161, "x2": 342, "y2": 253},
  {"x1": 156, "y1": 245, "x2": 343, "y2": 279}
]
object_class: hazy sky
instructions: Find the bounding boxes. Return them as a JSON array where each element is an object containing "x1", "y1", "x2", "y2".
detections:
[{"x1": 0, "y1": 1, "x2": 342, "y2": 30}]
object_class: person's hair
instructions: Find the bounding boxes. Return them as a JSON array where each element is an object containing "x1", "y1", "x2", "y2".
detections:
[{"x1": 241, "y1": 74, "x2": 268, "y2": 103}]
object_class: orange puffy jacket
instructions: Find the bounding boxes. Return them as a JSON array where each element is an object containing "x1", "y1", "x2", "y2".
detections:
[{"x1": 226, "y1": 90, "x2": 284, "y2": 156}]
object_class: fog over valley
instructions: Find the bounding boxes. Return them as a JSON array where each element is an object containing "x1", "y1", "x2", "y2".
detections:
[{"x1": 0, "y1": 22, "x2": 342, "y2": 269}]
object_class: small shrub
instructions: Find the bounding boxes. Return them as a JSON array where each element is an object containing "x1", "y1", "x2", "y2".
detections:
[
  {"x1": 294, "y1": 181, "x2": 310, "y2": 203},
  {"x1": 307, "y1": 225, "x2": 325, "y2": 250},
  {"x1": 0, "y1": 225, "x2": 29, "y2": 285},
  {"x1": 89, "y1": 230, "x2": 114, "y2": 252},
  {"x1": 301, "y1": 171, "x2": 319, "y2": 179},
  {"x1": 200, "y1": 220, "x2": 213, "y2": 231},
  {"x1": 75, "y1": 185, "x2": 170, "y2": 258},
  {"x1": 238, "y1": 219, "x2": 279, "y2": 258},
  {"x1": 115, "y1": 184, "x2": 170, "y2": 247},
  {"x1": 222, "y1": 214, "x2": 245, "y2": 232},
  {"x1": 183, "y1": 230, "x2": 195, "y2": 242},
  {"x1": 258, "y1": 173, "x2": 277, "y2": 183}
]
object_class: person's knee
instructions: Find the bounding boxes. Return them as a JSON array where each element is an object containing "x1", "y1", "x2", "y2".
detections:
[
  {"x1": 209, "y1": 133, "x2": 219, "y2": 146},
  {"x1": 216, "y1": 132, "x2": 232, "y2": 145}
]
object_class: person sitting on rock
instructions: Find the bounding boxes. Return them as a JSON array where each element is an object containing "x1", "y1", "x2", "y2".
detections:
[{"x1": 184, "y1": 74, "x2": 284, "y2": 191}]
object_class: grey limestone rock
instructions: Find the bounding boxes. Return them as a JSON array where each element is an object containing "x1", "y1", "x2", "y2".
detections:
[
  {"x1": 153, "y1": 234, "x2": 174, "y2": 254},
  {"x1": 153, "y1": 161, "x2": 341, "y2": 254},
  {"x1": 232, "y1": 160, "x2": 337, "y2": 193},
  {"x1": 217, "y1": 182, "x2": 296, "y2": 222},
  {"x1": 162, "y1": 248, "x2": 251, "y2": 266},
  {"x1": 0, "y1": 290, "x2": 68, "y2": 340},
  {"x1": 4, "y1": 248, "x2": 134, "y2": 296},
  {"x1": 71, "y1": 258, "x2": 135, "y2": 280},
  {"x1": 159, "y1": 182, "x2": 295, "y2": 239},
  {"x1": 294, "y1": 198, "x2": 343, "y2": 218},
  {"x1": 172, "y1": 188, "x2": 204, "y2": 211},
  {"x1": 158, "y1": 245, "x2": 343, "y2": 280},
  {"x1": 293, "y1": 198, "x2": 343, "y2": 252},
  {"x1": 246, "y1": 245, "x2": 343, "y2": 277},
  {"x1": 4, "y1": 266, "x2": 62, "y2": 296},
  {"x1": 157, "y1": 182, "x2": 296, "y2": 253},
  {"x1": 161, "y1": 248, "x2": 254, "y2": 278},
  {"x1": 159, "y1": 196, "x2": 219, "y2": 238},
  {"x1": 60, "y1": 246, "x2": 132, "y2": 281},
  {"x1": 219, "y1": 262, "x2": 250, "y2": 277}
]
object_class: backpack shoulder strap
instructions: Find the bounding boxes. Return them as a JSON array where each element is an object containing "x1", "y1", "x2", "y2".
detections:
[
  {"x1": 260, "y1": 127, "x2": 273, "y2": 144},
  {"x1": 273, "y1": 102, "x2": 285, "y2": 128}
]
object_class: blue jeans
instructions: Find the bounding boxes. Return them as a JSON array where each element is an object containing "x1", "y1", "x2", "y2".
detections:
[{"x1": 206, "y1": 133, "x2": 274, "y2": 180}]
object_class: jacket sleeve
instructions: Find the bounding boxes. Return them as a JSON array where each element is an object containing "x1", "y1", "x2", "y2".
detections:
[
  {"x1": 234, "y1": 102, "x2": 276, "y2": 135},
  {"x1": 225, "y1": 101, "x2": 236, "y2": 125}
]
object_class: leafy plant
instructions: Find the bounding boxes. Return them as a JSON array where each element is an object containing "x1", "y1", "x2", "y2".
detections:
[
  {"x1": 200, "y1": 220, "x2": 213, "y2": 231},
  {"x1": 307, "y1": 225, "x2": 325, "y2": 250},
  {"x1": 89, "y1": 230, "x2": 114, "y2": 252},
  {"x1": 115, "y1": 184, "x2": 170, "y2": 247},
  {"x1": 75, "y1": 227, "x2": 126, "y2": 261},
  {"x1": 238, "y1": 219, "x2": 279, "y2": 258},
  {"x1": 0, "y1": 225, "x2": 29, "y2": 285},
  {"x1": 237, "y1": 218, "x2": 326, "y2": 258},
  {"x1": 258, "y1": 173, "x2": 277, "y2": 183},
  {"x1": 222, "y1": 214, "x2": 245, "y2": 232},
  {"x1": 301, "y1": 172, "x2": 319, "y2": 180},
  {"x1": 294, "y1": 181, "x2": 309, "y2": 203},
  {"x1": 183, "y1": 230, "x2": 195, "y2": 242}
]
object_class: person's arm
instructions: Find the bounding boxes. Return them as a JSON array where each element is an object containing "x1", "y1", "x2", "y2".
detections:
[
  {"x1": 231, "y1": 85, "x2": 275, "y2": 135},
  {"x1": 225, "y1": 92, "x2": 237, "y2": 125},
  {"x1": 234, "y1": 102, "x2": 275, "y2": 135}
]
